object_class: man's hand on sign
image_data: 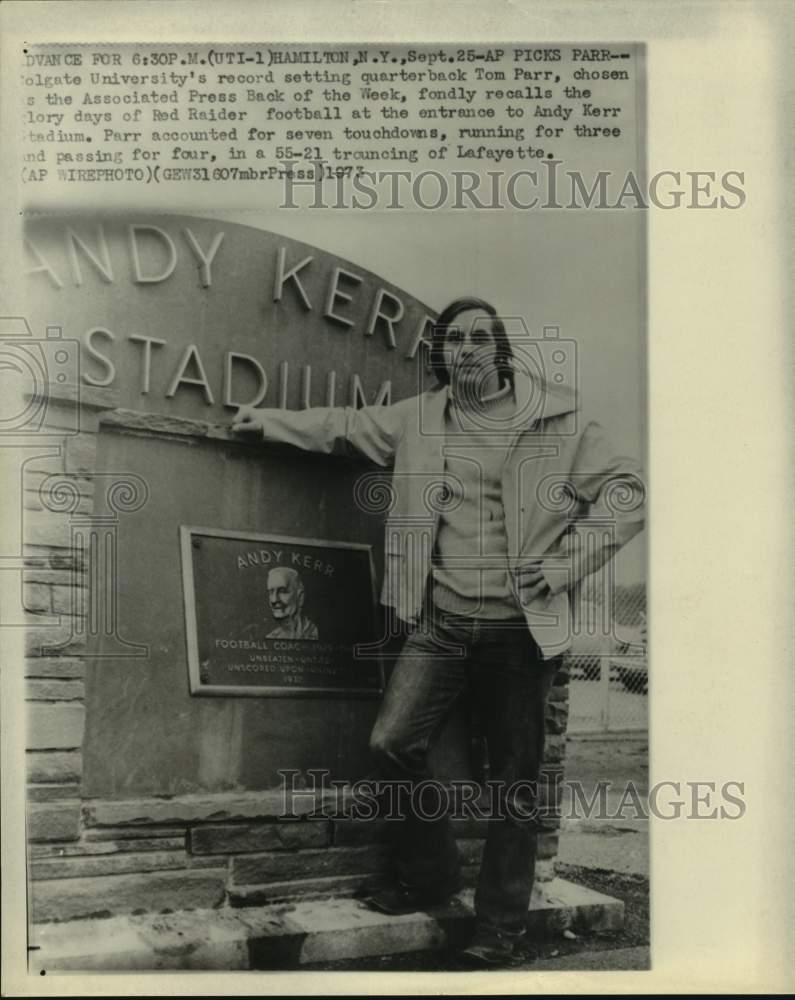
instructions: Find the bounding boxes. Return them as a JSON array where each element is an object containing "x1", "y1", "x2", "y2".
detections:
[
  {"x1": 231, "y1": 405, "x2": 264, "y2": 434},
  {"x1": 516, "y1": 561, "x2": 552, "y2": 604}
]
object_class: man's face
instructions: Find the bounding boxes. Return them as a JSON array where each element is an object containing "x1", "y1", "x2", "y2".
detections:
[
  {"x1": 267, "y1": 570, "x2": 300, "y2": 620},
  {"x1": 442, "y1": 309, "x2": 499, "y2": 394}
]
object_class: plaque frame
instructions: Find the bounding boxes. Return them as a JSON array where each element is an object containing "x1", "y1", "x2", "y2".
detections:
[{"x1": 179, "y1": 525, "x2": 384, "y2": 698}]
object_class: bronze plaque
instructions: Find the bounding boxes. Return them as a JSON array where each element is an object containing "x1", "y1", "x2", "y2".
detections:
[{"x1": 180, "y1": 526, "x2": 384, "y2": 697}]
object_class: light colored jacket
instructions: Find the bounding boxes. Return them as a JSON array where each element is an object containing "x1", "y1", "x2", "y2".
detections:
[{"x1": 250, "y1": 372, "x2": 645, "y2": 658}]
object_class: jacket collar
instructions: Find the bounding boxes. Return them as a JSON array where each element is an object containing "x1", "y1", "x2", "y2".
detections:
[
  {"x1": 423, "y1": 369, "x2": 578, "y2": 430},
  {"x1": 513, "y1": 369, "x2": 579, "y2": 422}
]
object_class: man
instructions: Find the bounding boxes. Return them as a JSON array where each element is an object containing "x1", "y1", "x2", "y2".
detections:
[
  {"x1": 265, "y1": 567, "x2": 319, "y2": 640},
  {"x1": 233, "y1": 298, "x2": 644, "y2": 965}
]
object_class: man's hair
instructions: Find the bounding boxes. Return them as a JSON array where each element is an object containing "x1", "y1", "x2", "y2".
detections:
[{"x1": 429, "y1": 297, "x2": 514, "y2": 389}]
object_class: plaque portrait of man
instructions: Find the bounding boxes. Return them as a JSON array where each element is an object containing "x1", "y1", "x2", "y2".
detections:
[{"x1": 265, "y1": 567, "x2": 319, "y2": 641}]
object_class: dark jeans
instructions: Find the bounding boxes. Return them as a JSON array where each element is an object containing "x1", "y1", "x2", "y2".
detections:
[{"x1": 369, "y1": 606, "x2": 559, "y2": 933}]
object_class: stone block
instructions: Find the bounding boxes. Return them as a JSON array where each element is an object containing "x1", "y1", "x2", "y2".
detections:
[
  {"x1": 130, "y1": 912, "x2": 252, "y2": 971},
  {"x1": 190, "y1": 820, "x2": 329, "y2": 855},
  {"x1": 32, "y1": 908, "x2": 250, "y2": 972},
  {"x1": 65, "y1": 434, "x2": 98, "y2": 474},
  {"x1": 26, "y1": 679, "x2": 84, "y2": 701},
  {"x1": 539, "y1": 762, "x2": 564, "y2": 786},
  {"x1": 231, "y1": 844, "x2": 387, "y2": 886},
  {"x1": 45, "y1": 489, "x2": 96, "y2": 516},
  {"x1": 331, "y1": 817, "x2": 390, "y2": 846},
  {"x1": 272, "y1": 898, "x2": 446, "y2": 966},
  {"x1": 25, "y1": 487, "x2": 95, "y2": 516},
  {"x1": 24, "y1": 546, "x2": 86, "y2": 572},
  {"x1": 84, "y1": 826, "x2": 187, "y2": 842},
  {"x1": 27, "y1": 783, "x2": 81, "y2": 803},
  {"x1": 27, "y1": 702, "x2": 85, "y2": 750},
  {"x1": 21, "y1": 455, "x2": 64, "y2": 482},
  {"x1": 31, "y1": 868, "x2": 228, "y2": 923},
  {"x1": 47, "y1": 549, "x2": 86, "y2": 571},
  {"x1": 541, "y1": 773, "x2": 564, "y2": 795},
  {"x1": 230, "y1": 873, "x2": 371, "y2": 907},
  {"x1": 537, "y1": 830, "x2": 560, "y2": 860},
  {"x1": 25, "y1": 471, "x2": 95, "y2": 500},
  {"x1": 50, "y1": 583, "x2": 87, "y2": 615},
  {"x1": 243, "y1": 894, "x2": 459, "y2": 967},
  {"x1": 44, "y1": 381, "x2": 118, "y2": 412},
  {"x1": 40, "y1": 400, "x2": 84, "y2": 435},
  {"x1": 31, "y1": 837, "x2": 184, "y2": 858},
  {"x1": 27, "y1": 750, "x2": 82, "y2": 784},
  {"x1": 82, "y1": 790, "x2": 322, "y2": 828},
  {"x1": 535, "y1": 858, "x2": 556, "y2": 883},
  {"x1": 23, "y1": 489, "x2": 45, "y2": 511},
  {"x1": 543, "y1": 736, "x2": 566, "y2": 763},
  {"x1": 28, "y1": 801, "x2": 81, "y2": 842},
  {"x1": 24, "y1": 621, "x2": 85, "y2": 657},
  {"x1": 21, "y1": 553, "x2": 50, "y2": 569},
  {"x1": 538, "y1": 798, "x2": 566, "y2": 824},
  {"x1": 24, "y1": 569, "x2": 89, "y2": 593},
  {"x1": 528, "y1": 877, "x2": 625, "y2": 933},
  {"x1": 22, "y1": 609, "x2": 57, "y2": 627},
  {"x1": 23, "y1": 582, "x2": 52, "y2": 613},
  {"x1": 546, "y1": 700, "x2": 570, "y2": 734},
  {"x1": 101, "y1": 409, "x2": 210, "y2": 438},
  {"x1": 22, "y1": 469, "x2": 53, "y2": 492},
  {"x1": 25, "y1": 657, "x2": 85, "y2": 678},
  {"x1": 31, "y1": 849, "x2": 197, "y2": 881},
  {"x1": 23, "y1": 509, "x2": 75, "y2": 549}
]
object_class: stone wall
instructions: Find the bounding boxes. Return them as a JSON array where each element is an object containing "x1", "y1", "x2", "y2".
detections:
[
  {"x1": 30, "y1": 775, "x2": 566, "y2": 923},
  {"x1": 24, "y1": 385, "x2": 114, "y2": 857}
]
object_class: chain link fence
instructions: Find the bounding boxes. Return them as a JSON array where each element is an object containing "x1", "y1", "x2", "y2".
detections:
[{"x1": 565, "y1": 579, "x2": 647, "y2": 733}]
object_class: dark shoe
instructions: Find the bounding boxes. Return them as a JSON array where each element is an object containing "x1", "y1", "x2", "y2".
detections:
[
  {"x1": 459, "y1": 923, "x2": 526, "y2": 967},
  {"x1": 362, "y1": 875, "x2": 463, "y2": 916}
]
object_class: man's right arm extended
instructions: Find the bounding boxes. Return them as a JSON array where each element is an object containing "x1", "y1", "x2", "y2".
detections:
[{"x1": 231, "y1": 400, "x2": 410, "y2": 467}]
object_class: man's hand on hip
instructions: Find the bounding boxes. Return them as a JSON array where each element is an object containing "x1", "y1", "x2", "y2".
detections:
[{"x1": 516, "y1": 561, "x2": 552, "y2": 603}]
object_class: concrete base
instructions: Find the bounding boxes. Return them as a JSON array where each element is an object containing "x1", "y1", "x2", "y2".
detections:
[{"x1": 30, "y1": 878, "x2": 623, "y2": 972}]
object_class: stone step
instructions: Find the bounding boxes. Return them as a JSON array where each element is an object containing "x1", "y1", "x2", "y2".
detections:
[
  {"x1": 229, "y1": 872, "x2": 375, "y2": 907},
  {"x1": 227, "y1": 858, "x2": 507, "y2": 908},
  {"x1": 228, "y1": 864, "x2": 491, "y2": 909},
  {"x1": 29, "y1": 878, "x2": 624, "y2": 971},
  {"x1": 80, "y1": 785, "x2": 565, "y2": 829},
  {"x1": 80, "y1": 789, "x2": 354, "y2": 827}
]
